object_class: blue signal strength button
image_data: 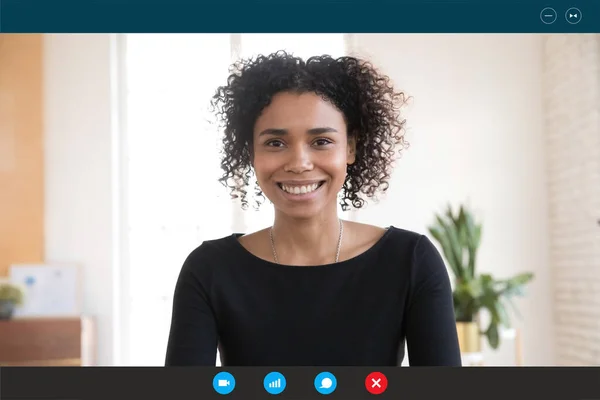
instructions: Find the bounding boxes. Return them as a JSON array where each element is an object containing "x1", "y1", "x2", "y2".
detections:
[{"x1": 264, "y1": 371, "x2": 287, "y2": 395}]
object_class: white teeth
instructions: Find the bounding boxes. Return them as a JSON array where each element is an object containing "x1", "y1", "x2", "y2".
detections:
[{"x1": 281, "y1": 182, "x2": 321, "y2": 195}]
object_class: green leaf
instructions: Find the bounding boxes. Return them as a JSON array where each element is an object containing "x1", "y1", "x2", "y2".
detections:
[
  {"x1": 507, "y1": 272, "x2": 534, "y2": 286},
  {"x1": 497, "y1": 301, "x2": 511, "y2": 328},
  {"x1": 465, "y1": 278, "x2": 484, "y2": 299},
  {"x1": 456, "y1": 205, "x2": 469, "y2": 247},
  {"x1": 435, "y1": 214, "x2": 465, "y2": 278},
  {"x1": 485, "y1": 323, "x2": 500, "y2": 349},
  {"x1": 463, "y1": 211, "x2": 479, "y2": 279},
  {"x1": 445, "y1": 203, "x2": 457, "y2": 224},
  {"x1": 453, "y1": 281, "x2": 479, "y2": 321},
  {"x1": 500, "y1": 272, "x2": 534, "y2": 299},
  {"x1": 474, "y1": 224, "x2": 482, "y2": 248}
]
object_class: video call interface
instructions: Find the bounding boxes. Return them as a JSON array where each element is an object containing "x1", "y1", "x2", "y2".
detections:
[{"x1": 0, "y1": 0, "x2": 599, "y2": 399}]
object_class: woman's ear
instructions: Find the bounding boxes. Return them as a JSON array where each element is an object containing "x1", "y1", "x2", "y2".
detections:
[{"x1": 347, "y1": 136, "x2": 356, "y2": 165}]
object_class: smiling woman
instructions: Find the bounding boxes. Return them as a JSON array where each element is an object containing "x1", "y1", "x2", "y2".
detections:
[
  {"x1": 252, "y1": 92, "x2": 354, "y2": 223},
  {"x1": 164, "y1": 51, "x2": 463, "y2": 367}
]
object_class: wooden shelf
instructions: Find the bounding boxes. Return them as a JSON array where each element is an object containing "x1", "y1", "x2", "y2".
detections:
[{"x1": 0, "y1": 316, "x2": 95, "y2": 366}]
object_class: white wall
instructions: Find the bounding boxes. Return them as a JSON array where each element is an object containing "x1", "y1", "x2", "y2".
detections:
[
  {"x1": 44, "y1": 34, "x2": 121, "y2": 366},
  {"x1": 542, "y1": 34, "x2": 600, "y2": 365},
  {"x1": 348, "y1": 34, "x2": 555, "y2": 365},
  {"x1": 43, "y1": 33, "x2": 555, "y2": 366}
]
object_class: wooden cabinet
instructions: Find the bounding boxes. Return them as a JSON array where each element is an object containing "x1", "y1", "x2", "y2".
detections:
[{"x1": 0, "y1": 317, "x2": 95, "y2": 366}]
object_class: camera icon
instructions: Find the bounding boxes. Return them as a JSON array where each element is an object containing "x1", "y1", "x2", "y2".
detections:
[{"x1": 213, "y1": 372, "x2": 236, "y2": 395}]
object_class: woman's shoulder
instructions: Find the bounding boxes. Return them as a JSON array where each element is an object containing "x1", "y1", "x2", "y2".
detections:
[
  {"x1": 201, "y1": 232, "x2": 243, "y2": 250},
  {"x1": 180, "y1": 233, "x2": 243, "y2": 270},
  {"x1": 381, "y1": 225, "x2": 450, "y2": 285},
  {"x1": 346, "y1": 221, "x2": 424, "y2": 250},
  {"x1": 382, "y1": 224, "x2": 441, "y2": 259},
  {"x1": 346, "y1": 221, "x2": 442, "y2": 265}
]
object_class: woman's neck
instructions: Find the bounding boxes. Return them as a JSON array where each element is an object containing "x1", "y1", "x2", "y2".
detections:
[{"x1": 270, "y1": 212, "x2": 343, "y2": 266}]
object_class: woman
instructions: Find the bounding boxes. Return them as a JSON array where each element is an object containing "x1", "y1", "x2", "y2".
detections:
[{"x1": 165, "y1": 51, "x2": 462, "y2": 366}]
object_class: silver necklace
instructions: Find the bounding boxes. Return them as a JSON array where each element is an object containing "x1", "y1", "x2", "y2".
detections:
[{"x1": 269, "y1": 219, "x2": 343, "y2": 264}]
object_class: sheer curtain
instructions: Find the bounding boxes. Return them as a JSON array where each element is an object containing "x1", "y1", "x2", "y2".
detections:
[{"x1": 120, "y1": 33, "x2": 346, "y2": 365}]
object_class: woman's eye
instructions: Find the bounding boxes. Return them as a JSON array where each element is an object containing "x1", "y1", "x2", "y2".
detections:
[
  {"x1": 314, "y1": 138, "x2": 333, "y2": 146},
  {"x1": 266, "y1": 140, "x2": 284, "y2": 147}
]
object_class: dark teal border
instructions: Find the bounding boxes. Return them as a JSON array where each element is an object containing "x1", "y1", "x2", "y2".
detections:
[{"x1": 1, "y1": 0, "x2": 598, "y2": 33}]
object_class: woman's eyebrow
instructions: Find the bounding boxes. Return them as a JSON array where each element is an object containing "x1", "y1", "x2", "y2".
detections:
[
  {"x1": 258, "y1": 127, "x2": 338, "y2": 137},
  {"x1": 307, "y1": 127, "x2": 338, "y2": 135},
  {"x1": 258, "y1": 128, "x2": 287, "y2": 137}
]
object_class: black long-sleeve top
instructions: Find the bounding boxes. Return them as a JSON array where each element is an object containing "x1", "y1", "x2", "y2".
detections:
[{"x1": 165, "y1": 226, "x2": 462, "y2": 366}]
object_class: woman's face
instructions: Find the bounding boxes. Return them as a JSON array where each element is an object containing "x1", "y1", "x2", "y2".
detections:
[{"x1": 252, "y1": 91, "x2": 355, "y2": 220}]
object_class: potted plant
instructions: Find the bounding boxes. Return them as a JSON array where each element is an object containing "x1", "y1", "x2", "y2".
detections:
[
  {"x1": 427, "y1": 203, "x2": 534, "y2": 352},
  {"x1": 0, "y1": 282, "x2": 25, "y2": 320}
]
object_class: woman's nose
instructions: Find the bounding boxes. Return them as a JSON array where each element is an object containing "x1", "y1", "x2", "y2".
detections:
[{"x1": 283, "y1": 145, "x2": 313, "y2": 173}]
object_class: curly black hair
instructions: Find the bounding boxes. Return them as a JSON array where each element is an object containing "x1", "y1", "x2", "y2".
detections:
[{"x1": 210, "y1": 50, "x2": 409, "y2": 211}]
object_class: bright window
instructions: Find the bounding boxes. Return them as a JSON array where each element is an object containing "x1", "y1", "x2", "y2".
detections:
[{"x1": 121, "y1": 33, "x2": 346, "y2": 365}]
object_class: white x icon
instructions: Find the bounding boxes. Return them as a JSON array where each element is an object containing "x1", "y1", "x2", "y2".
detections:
[{"x1": 371, "y1": 378, "x2": 381, "y2": 388}]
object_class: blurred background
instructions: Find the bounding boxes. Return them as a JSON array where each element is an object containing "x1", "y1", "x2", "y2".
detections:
[{"x1": 0, "y1": 33, "x2": 598, "y2": 367}]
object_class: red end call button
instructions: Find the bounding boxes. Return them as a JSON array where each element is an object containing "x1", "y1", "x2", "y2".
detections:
[{"x1": 365, "y1": 371, "x2": 388, "y2": 395}]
